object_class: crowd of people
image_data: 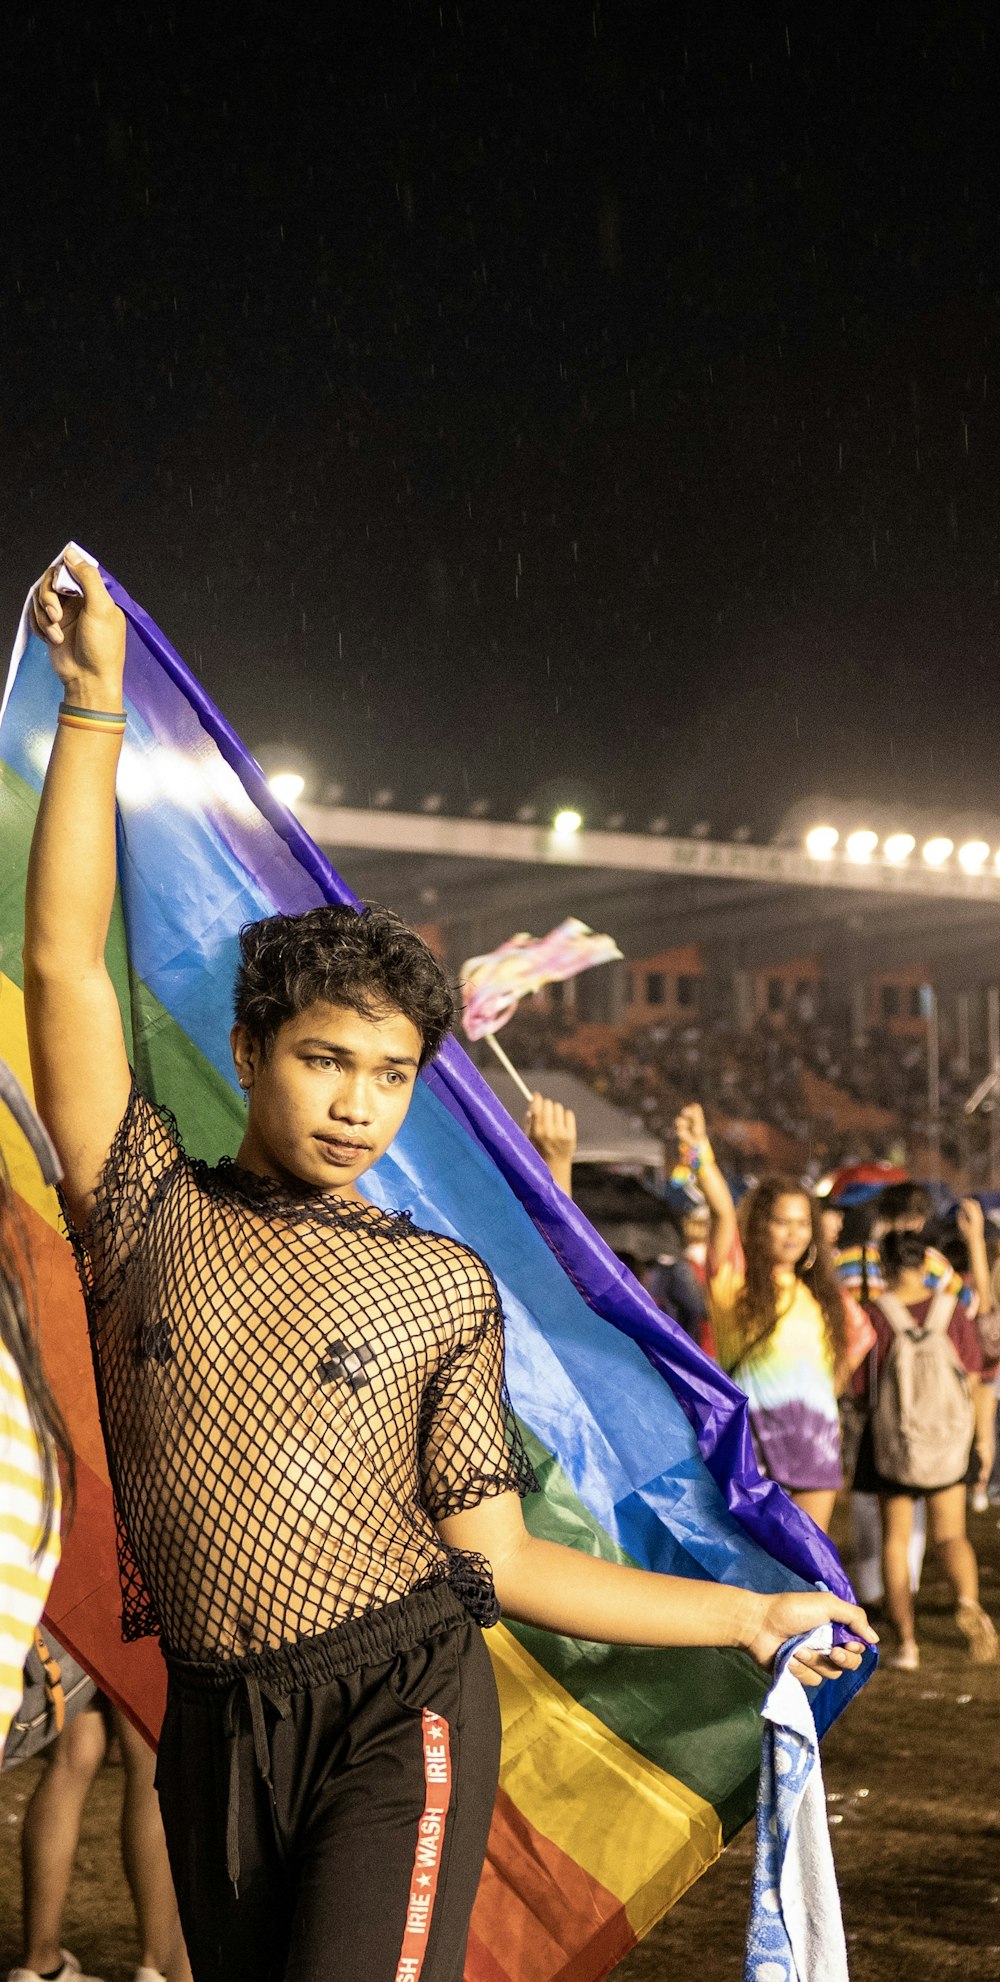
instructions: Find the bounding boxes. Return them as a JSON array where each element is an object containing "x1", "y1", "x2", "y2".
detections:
[
  {"x1": 505, "y1": 1002, "x2": 980, "y2": 1176},
  {"x1": 525, "y1": 1089, "x2": 1000, "y2": 1675},
  {"x1": 521, "y1": 1076, "x2": 1000, "y2": 1678}
]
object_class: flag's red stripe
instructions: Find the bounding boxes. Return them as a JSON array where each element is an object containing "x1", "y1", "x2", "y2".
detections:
[
  {"x1": 43, "y1": 1456, "x2": 167, "y2": 1744},
  {"x1": 467, "y1": 1786, "x2": 635, "y2": 1982},
  {"x1": 12, "y1": 1188, "x2": 109, "y2": 1481},
  {"x1": 394, "y1": 1708, "x2": 454, "y2": 1982}
]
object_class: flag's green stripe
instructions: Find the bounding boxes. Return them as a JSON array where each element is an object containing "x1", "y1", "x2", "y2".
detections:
[
  {"x1": 126, "y1": 975, "x2": 245, "y2": 1158},
  {"x1": 0, "y1": 756, "x2": 244, "y2": 1161},
  {"x1": 515, "y1": 1425, "x2": 766, "y2": 1836}
]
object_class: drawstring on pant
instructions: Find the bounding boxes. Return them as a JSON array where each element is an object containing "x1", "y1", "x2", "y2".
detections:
[
  {"x1": 163, "y1": 1582, "x2": 470, "y2": 1895},
  {"x1": 224, "y1": 1672, "x2": 291, "y2": 1891}
]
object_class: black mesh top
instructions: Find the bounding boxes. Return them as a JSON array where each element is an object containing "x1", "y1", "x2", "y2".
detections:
[{"x1": 63, "y1": 1083, "x2": 537, "y2": 1662}]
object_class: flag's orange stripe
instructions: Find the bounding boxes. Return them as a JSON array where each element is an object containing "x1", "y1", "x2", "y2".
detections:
[
  {"x1": 43, "y1": 1454, "x2": 167, "y2": 1744},
  {"x1": 469, "y1": 1786, "x2": 634, "y2": 1982},
  {"x1": 6, "y1": 1188, "x2": 169, "y2": 1743},
  {"x1": 11, "y1": 1187, "x2": 109, "y2": 1484},
  {"x1": 465, "y1": 1932, "x2": 512, "y2": 1982}
]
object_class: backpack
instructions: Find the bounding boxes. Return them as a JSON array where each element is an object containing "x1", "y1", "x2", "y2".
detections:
[
  {"x1": 871, "y1": 1289, "x2": 976, "y2": 1491},
  {"x1": 1, "y1": 1627, "x2": 96, "y2": 1771}
]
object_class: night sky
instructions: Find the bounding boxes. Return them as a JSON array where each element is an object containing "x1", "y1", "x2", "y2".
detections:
[{"x1": 4, "y1": 4, "x2": 1000, "y2": 837}]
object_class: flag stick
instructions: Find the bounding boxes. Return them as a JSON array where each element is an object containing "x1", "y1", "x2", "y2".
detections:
[{"x1": 483, "y1": 1030, "x2": 535, "y2": 1104}]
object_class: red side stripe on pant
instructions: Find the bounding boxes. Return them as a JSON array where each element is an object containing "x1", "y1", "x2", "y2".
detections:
[{"x1": 394, "y1": 1707, "x2": 453, "y2": 1982}]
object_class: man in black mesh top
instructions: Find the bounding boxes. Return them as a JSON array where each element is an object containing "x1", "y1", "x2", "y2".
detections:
[{"x1": 24, "y1": 551, "x2": 875, "y2": 1982}]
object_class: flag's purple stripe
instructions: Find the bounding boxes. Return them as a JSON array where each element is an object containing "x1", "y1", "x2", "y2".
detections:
[
  {"x1": 102, "y1": 565, "x2": 855, "y2": 1626},
  {"x1": 121, "y1": 634, "x2": 324, "y2": 922},
  {"x1": 103, "y1": 570, "x2": 360, "y2": 916}
]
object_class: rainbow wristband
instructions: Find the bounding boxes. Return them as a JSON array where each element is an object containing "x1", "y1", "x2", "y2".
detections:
[
  {"x1": 58, "y1": 700, "x2": 126, "y2": 734},
  {"x1": 671, "y1": 1138, "x2": 715, "y2": 1185}
]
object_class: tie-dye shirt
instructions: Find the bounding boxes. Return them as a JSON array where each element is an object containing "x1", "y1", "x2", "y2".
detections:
[{"x1": 708, "y1": 1237, "x2": 874, "y2": 1492}]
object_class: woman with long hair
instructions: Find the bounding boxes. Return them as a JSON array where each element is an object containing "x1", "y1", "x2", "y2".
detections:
[
  {"x1": 674, "y1": 1104, "x2": 873, "y2": 1533},
  {"x1": 0, "y1": 1070, "x2": 73, "y2": 1758}
]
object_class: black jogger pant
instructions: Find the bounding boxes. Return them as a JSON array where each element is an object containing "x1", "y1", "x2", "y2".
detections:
[{"x1": 155, "y1": 1584, "x2": 502, "y2": 1982}]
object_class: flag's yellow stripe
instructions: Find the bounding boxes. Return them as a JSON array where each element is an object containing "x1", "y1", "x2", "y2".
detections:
[
  {"x1": 489, "y1": 1624, "x2": 722, "y2": 1936},
  {"x1": 0, "y1": 972, "x2": 60, "y2": 1230}
]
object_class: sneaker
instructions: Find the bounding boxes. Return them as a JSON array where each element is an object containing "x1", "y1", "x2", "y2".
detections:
[
  {"x1": 956, "y1": 1600, "x2": 1000, "y2": 1664},
  {"x1": 7, "y1": 1954, "x2": 104, "y2": 1982},
  {"x1": 971, "y1": 1486, "x2": 990, "y2": 1514},
  {"x1": 889, "y1": 1639, "x2": 920, "y2": 1670}
]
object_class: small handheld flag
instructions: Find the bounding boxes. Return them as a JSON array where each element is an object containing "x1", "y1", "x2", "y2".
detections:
[{"x1": 461, "y1": 917, "x2": 622, "y2": 1040}]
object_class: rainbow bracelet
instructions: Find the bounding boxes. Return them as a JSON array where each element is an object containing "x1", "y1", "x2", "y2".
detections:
[
  {"x1": 57, "y1": 701, "x2": 126, "y2": 734},
  {"x1": 671, "y1": 1138, "x2": 716, "y2": 1186}
]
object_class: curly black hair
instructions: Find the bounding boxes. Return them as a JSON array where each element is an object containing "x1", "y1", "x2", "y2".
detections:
[
  {"x1": 233, "y1": 902, "x2": 454, "y2": 1067},
  {"x1": 876, "y1": 1181, "x2": 932, "y2": 1227}
]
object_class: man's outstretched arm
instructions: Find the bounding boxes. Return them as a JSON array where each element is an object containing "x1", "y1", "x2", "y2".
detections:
[
  {"x1": 23, "y1": 549, "x2": 131, "y2": 1223},
  {"x1": 437, "y1": 1492, "x2": 877, "y2": 1688}
]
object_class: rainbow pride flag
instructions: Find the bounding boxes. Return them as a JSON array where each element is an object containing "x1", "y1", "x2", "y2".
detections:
[{"x1": 0, "y1": 559, "x2": 872, "y2": 1982}]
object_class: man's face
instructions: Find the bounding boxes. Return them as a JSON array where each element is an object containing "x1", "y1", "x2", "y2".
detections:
[{"x1": 231, "y1": 1000, "x2": 422, "y2": 1199}]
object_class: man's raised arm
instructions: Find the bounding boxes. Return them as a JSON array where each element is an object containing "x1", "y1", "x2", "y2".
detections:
[{"x1": 23, "y1": 549, "x2": 132, "y2": 1222}]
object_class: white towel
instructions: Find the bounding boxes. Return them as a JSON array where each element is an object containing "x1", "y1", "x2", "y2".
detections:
[{"x1": 742, "y1": 1627, "x2": 849, "y2": 1982}]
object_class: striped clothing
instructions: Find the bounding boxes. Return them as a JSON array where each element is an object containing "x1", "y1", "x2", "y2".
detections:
[
  {"x1": 0, "y1": 1342, "x2": 60, "y2": 1758},
  {"x1": 835, "y1": 1242, "x2": 975, "y2": 1310}
]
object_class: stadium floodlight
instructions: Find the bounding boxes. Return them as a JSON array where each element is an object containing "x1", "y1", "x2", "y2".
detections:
[
  {"x1": 553, "y1": 808, "x2": 583, "y2": 838},
  {"x1": 883, "y1": 832, "x2": 916, "y2": 865},
  {"x1": 958, "y1": 840, "x2": 990, "y2": 873},
  {"x1": 805, "y1": 825, "x2": 839, "y2": 859},
  {"x1": 845, "y1": 829, "x2": 878, "y2": 863},
  {"x1": 922, "y1": 836, "x2": 954, "y2": 867},
  {"x1": 268, "y1": 771, "x2": 305, "y2": 806}
]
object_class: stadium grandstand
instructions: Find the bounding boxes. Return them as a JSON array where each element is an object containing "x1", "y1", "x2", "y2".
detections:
[{"x1": 281, "y1": 786, "x2": 1000, "y2": 1188}]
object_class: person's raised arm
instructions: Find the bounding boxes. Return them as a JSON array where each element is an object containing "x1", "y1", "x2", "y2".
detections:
[
  {"x1": 23, "y1": 550, "x2": 131, "y2": 1223},
  {"x1": 956, "y1": 1196, "x2": 992, "y2": 1316},
  {"x1": 524, "y1": 1091, "x2": 577, "y2": 1197},
  {"x1": 674, "y1": 1101, "x2": 737, "y2": 1267}
]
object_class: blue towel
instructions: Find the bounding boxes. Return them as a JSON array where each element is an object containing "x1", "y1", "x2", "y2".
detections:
[{"x1": 743, "y1": 1628, "x2": 849, "y2": 1982}]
